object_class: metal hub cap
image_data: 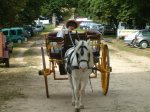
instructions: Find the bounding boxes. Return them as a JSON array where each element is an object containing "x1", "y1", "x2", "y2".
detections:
[{"x1": 141, "y1": 43, "x2": 148, "y2": 48}]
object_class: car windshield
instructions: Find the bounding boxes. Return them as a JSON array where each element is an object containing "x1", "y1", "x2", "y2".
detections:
[{"x1": 36, "y1": 26, "x2": 41, "y2": 28}]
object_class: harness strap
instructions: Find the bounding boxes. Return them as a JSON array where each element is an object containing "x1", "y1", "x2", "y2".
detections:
[
  {"x1": 66, "y1": 50, "x2": 74, "y2": 74},
  {"x1": 68, "y1": 32, "x2": 75, "y2": 47}
]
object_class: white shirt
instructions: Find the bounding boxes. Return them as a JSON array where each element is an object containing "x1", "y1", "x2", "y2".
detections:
[{"x1": 56, "y1": 27, "x2": 69, "y2": 38}]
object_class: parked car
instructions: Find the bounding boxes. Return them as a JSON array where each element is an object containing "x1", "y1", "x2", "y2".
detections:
[
  {"x1": 103, "y1": 25, "x2": 116, "y2": 35},
  {"x1": 89, "y1": 23, "x2": 104, "y2": 34},
  {"x1": 79, "y1": 21, "x2": 93, "y2": 29},
  {"x1": 33, "y1": 23, "x2": 44, "y2": 33},
  {"x1": 23, "y1": 25, "x2": 34, "y2": 37},
  {"x1": 1, "y1": 27, "x2": 27, "y2": 43},
  {"x1": 133, "y1": 29, "x2": 150, "y2": 48},
  {"x1": 23, "y1": 29, "x2": 31, "y2": 38},
  {"x1": 124, "y1": 29, "x2": 150, "y2": 48}
]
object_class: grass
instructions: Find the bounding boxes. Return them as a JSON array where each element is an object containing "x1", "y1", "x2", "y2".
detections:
[
  {"x1": 0, "y1": 90, "x2": 25, "y2": 100},
  {"x1": 43, "y1": 24, "x2": 55, "y2": 32},
  {"x1": 104, "y1": 34, "x2": 116, "y2": 38},
  {"x1": 37, "y1": 24, "x2": 55, "y2": 38}
]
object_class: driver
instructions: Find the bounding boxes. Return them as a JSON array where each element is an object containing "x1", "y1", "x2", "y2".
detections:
[{"x1": 56, "y1": 20, "x2": 78, "y2": 38}]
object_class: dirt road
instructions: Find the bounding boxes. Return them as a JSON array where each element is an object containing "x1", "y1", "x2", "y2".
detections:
[{"x1": 0, "y1": 37, "x2": 150, "y2": 112}]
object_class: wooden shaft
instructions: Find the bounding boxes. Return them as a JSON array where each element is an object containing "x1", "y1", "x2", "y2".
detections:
[
  {"x1": 41, "y1": 47, "x2": 46, "y2": 69},
  {"x1": 41, "y1": 47, "x2": 49, "y2": 98}
]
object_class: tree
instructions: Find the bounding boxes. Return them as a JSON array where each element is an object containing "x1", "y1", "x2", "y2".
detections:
[
  {"x1": 1, "y1": 0, "x2": 150, "y2": 28},
  {"x1": 76, "y1": 0, "x2": 150, "y2": 28},
  {"x1": 40, "y1": 0, "x2": 78, "y2": 20},
  {"x1": 0, "y1": 0, "x2": 27, "y2": 27},
  {"x1": 19, "y1": 0, "x2": 46, "y2": 25},
  {"x1": 0, "y1": 0, "x2": 46, "y2": 27}
]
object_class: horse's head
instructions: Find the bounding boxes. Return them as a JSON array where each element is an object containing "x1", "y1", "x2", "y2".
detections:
[{"x1": 75, "y1": 39, "x2": 94, "y2": 71}]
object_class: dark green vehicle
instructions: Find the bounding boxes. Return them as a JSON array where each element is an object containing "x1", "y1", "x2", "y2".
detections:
[{"x1": 1, "y1": 27, "x2": 27, "y2": 43}]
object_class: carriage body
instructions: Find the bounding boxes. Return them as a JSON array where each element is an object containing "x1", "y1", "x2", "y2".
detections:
[{"x1": 39, "y1": 31, "x2": 111, "y2": 97}]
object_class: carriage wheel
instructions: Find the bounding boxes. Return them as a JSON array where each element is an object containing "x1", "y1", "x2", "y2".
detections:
[{"x1": 100, "y1": 44, "x2": 110, "y2": 95}]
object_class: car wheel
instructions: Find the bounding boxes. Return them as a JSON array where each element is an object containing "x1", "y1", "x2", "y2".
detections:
[
  {"x1": 5, "y1": 58, "x2": 10, "y2": 67},
  {"x1": 9, "y1": 47, "x2": 13, "y2": 53},
  {"x1": 17, "y1": 39, "x2": 22, "y2": 44},
  {"x1": 139, "y1": 41, "x2": 148, "y2": 49}
]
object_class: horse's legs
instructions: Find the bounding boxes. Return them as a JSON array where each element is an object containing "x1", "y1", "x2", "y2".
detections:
[
  {"x1": 79, "y1": 75, "x2": 89, "y2": 109},
  {"x1": 68, "y1": 75, "x2": 75, "y2": 106},
  {"x1": 72, "y1": 72, "x2": 80, "y2": 110}
]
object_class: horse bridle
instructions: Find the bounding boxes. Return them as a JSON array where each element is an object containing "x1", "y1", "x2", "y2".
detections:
[{"x1": 76, "y1": 43, "x2": 90, "y2": 68}]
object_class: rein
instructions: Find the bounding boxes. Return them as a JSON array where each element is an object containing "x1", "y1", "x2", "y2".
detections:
[
  {"x1": 68, "y1": 32, "x2": 75, "y2": 47},
  {"x1": 76, "y1": 43, "x2": 90, "y2": 68}
]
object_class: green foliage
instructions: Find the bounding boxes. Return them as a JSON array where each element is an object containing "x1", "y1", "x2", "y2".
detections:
[
  {"x1": 40, "y1": 0, "x2": 78, "y2": 20},
  {"x1": 77, "y1": 0, "x2": 150, "y2": 28},
  {"x1": 0, "y1": 0, "x2": 150, "y2": 28},
  {"x1": 42, "y1": 24, "x2": 55, "y2": 32},
  {"x1": 0, "y1": 0, "x2": 46, "y2": 27},
  {"x1": 19, "y1": 0, "x2": 46, "y2": 25},
  {"x1": 0, "y1": 0, "x2": 28, "y2": 27}
]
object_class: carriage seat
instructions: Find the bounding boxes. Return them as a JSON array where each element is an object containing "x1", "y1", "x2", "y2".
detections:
[
  {"x1": 47, "y1": 32, "x2": 57, "y2": 38},
  {"x1": 46, "y1": 32, "x2": 63, "y2": 59}
]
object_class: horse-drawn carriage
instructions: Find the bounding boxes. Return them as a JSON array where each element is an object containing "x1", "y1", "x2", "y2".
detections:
[{"x1": 39, "y1": 29, "x2": 112, "y2": 112}]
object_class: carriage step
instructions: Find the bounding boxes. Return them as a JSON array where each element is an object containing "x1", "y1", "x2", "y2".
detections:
[{"x1": 38, "y1": 69, "x2": 51, "y2": 76}]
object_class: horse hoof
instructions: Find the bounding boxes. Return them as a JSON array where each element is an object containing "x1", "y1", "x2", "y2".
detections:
[
  {"x1": 72, "y1": 102, "x2": 75, "y2": 106},
  {"x1": 80, "y1": 105, "x2": 84, "y2": 109},
  {"x1": 75, "y1": 108, "x2": 80, "y2": 112}
]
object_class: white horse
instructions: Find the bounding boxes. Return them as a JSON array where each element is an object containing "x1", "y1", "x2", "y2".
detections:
[{"x1": 65, "y1": 39, "x2": 94, "y2": 112}]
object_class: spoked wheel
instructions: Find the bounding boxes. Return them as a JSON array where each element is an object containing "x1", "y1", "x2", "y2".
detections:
[{"x1": 100, "y1": 44, "x2": 111, "y2": 95}]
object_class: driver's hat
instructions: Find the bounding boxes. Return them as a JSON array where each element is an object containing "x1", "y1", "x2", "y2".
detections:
[{"x1": 65, "y1": 20, "x2": 78, "y2": 29}]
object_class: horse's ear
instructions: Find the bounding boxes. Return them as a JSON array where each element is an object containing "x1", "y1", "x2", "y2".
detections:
[
  {"x1": 75, "y1": 39, "x2": 79, "y2": 45},
  {"x1": 87, "y1": 39, "x2": 90, "y2": 45}
]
